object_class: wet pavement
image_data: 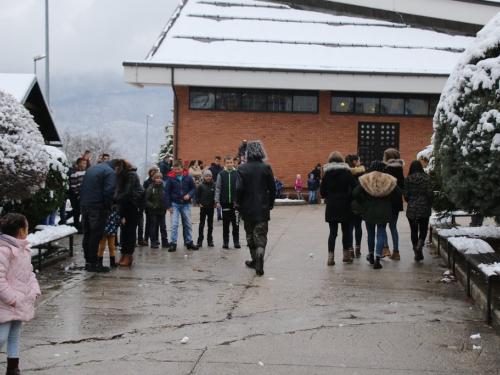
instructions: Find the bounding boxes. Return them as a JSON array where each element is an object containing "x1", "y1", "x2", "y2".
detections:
[{"x1": 7, "y1": 205, "x2": 500, "y2": 374}]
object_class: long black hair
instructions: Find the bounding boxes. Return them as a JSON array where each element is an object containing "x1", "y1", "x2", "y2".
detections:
[
  {"x1": 0, "y1": 213, "x2": 27, "y2": 237},
  {"x1": 345, "y1": 154, "x2": 359, "y2": 168},
  {"x1": 408, "y1": 160, "x2": 425, "y2": 176}
]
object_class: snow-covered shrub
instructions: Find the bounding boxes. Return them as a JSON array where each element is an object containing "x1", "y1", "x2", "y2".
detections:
[
  {"x1": 156, "y1": 120, "x2": 174, "y2": 165},
  {"x1": 0, "y1": 91, "x2": 49, "y2": 202},
  {"x1": 433, "y1": 12, "x2": 500, "y2": 219},
  {"x1": 2, "y1": 146, "x2": 69, "y2": 228}
]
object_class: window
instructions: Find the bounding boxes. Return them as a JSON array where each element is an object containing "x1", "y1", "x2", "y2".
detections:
[
  {"x1": 331, "y1": 95, "x2": 354, "y2": 113},
  {"x1": 189, "y1": 88, "x2": 215, "y2": 109},
  {"x1": 293, "y1": 91, "x2": 318, "y2": 112},
  {"x1": 356, "y1": 97, "x2": 379, "y2": 114},
  {"x1": 380, "y1": 97, "x2": 404, "y2": 114},
  {"x1": 405, "y1": 96, "x2": 429, "y2": 115},
  {"x1": 429, "y1": 96, "x2": 440, "y2": 115},
  {"x1": 267, "y1": 90, "x2": 293, "y2": 112},
  {"x1": 216, "y1": 89, "x2": 241, "y2": 110},
  {"x1": 242, "y1": 89, "x2": 267, "y2": 111}
]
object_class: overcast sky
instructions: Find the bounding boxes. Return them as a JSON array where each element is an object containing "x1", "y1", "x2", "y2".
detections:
[{"x1": 0, "y1": 0, "x2": 179, "y2": 77}]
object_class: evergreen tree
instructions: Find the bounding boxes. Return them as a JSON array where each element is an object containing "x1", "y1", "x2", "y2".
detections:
[
  {"x1": 0, "y1": 91, "x2": 49, "y2": 204},
  {"x1": 157, "y1": 120, "x2": 174, "y2": 165},
  {"x1": 433, "y1": 13, "x2": 500, "y2": 220}
]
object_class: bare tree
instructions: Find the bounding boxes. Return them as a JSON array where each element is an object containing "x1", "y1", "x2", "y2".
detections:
[{"x1": 62, "y1": 130, "x2": 119, "y2": 165}]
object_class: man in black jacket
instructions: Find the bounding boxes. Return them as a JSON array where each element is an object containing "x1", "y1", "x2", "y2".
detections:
[
  {"x1": 235, "y1": 141, "x2": 275, "y2": 276},
  {"x1": 80, "y1": 159, "x2": 120, "y2": 272},
  {"x1": 209, "y1": 156, "x2": 223, "y2": 221}
]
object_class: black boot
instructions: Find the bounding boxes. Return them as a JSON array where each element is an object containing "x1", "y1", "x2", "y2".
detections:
[
  {"x1": 373, "y1": 256, "x2": 383, "y2": 269},
  {"x1": 245, "y1": 260, "x2": 256, "y2": 269},
  {"x1": 222, "y1": 237, "x2": 229, "y2": 249},
  {"x1": 186, "y1": 242, "x2": 199, "y2": 250},
  {"x1": 109, "y1": 256, "x2": 117, "y2": 268},
  {"x1": 197, "y1": 238, "x2": 203, "y2": 247},
  {"x1": 366, "y1": 252, "x2": 375, "y2": 265},
  {"x1": 207, "y1": 238, "x2": 214, "y2": 247},
  {"x1": 234, "y1": 237, "x2": 241, "y2": 249},
  {"x1": 98, "y1": 257, "x2": 103, "y2": 266},
  {"x1": 7, "y1": 357, "x2": 21, "y2": 375},
  {"x1": 255, "y1": 254, "x2": 264, "y2": 276},
  {"x1": 168, "y1": 243, "x2": 177, "y2": 252}
]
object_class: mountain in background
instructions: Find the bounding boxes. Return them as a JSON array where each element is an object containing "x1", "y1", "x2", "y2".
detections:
[{"x1": 50, "y1": 72, "x2": 173, "y2": 176}]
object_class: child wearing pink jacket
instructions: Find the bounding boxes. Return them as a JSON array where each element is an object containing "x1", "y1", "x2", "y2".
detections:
[
  {"x1": 295, "y1": 174, "x2": 303, "y2": 200},
  {"x1": 0, "y1": 213, "x2": 41, "y2": 375}
]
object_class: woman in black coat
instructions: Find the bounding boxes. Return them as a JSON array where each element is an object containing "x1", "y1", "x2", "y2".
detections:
[
  {"x1": 113, "y1": 159, "x2": 144, "y2": 266},
  {"x1": 403, "y1": 160, "x2": 434, "y2": 261},
  {"x1": 320, "y1": 152, "x2": 357, "y2": 266},
  {"x1": 310, "y1": 163, "x2": 322, "y2": 203}
]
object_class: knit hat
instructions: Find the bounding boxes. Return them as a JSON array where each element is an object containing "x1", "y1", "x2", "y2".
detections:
[
  {"x1": 369, "y1": 160, "x2": 386, "y2": 172},
  {"x1": 384, "y1": 148, "x2": 400, "y2": 161},
  {"x1": 203, "y1": 169, "x2": 212, "y2": 178}
]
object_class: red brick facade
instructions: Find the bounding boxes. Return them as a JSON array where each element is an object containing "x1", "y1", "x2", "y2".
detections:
[{"x1": 174, "y1": 86, "x2": 433, "y2": 187}]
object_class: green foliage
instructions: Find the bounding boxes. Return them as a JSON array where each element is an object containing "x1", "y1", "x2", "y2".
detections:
[{"x1": 157, "y1": 120, "x2": 174, "y2": 165}]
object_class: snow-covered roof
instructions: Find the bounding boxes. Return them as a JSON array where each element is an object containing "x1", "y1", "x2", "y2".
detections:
[
  {"x1": 129, "y1": 0, "x2": 474, "y2": 76},
  {"x1": 0, "y1": 73, "x2": 37, "y2": 104}
]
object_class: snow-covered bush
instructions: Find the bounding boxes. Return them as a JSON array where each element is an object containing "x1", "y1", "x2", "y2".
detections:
[
  {"x1": 156, "y1": 120, "x2": 174, "y2": 165},
  {"x1": 0, "y1": 91, "x2": 49, "y2": 202},
  {"x1": 2, "y1": 146, "x2": 69, "y2": 228},
  {"x1": 433, "y1": 13, "x2": 500, "y2": 219}
]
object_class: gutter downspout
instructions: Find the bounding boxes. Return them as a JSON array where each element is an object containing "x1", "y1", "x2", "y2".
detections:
[{"x1": 171, "y1": 68, "x2": 179, "y2": 160}]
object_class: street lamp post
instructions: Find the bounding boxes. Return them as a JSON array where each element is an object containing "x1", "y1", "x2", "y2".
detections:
[
  {"x1": 145, "y1": 114, "x2": 153, "y2": 178},
  {"x1": 33, "y1": 54, "x2": 46, "y2": 75}
]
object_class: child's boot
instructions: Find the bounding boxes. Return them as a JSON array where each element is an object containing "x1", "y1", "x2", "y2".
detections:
[
  {"x1": 7, "y1": 357, "x2": 20, "y2": 375},
  {"x1": 109, "y1": 256, "x2": 117, "y2": 268}
]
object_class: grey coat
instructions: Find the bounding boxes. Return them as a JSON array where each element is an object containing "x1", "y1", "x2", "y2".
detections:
[{"x1": 403, "y1": 172, "x2": 434, "y2": 220}]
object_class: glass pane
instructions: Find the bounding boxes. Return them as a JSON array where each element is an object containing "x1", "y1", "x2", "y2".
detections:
[
  {"x1": 293, "y1": 91, "x2": 318, "y2": 112},
  {"x1": 242, "y1": 89, "x2": 267, "y2": 111},
  {"x1": 190, "y1": 88, "x2": 215, "y2": 109},
  {"x1": 356, "y1": 97, "x2": 379, "y2": 114},
  {"x1": 267, "y1": 90, "x2": 293, "y2": 112},
  {"x1": 429, "y1": 96, "x2": 440, "y2": 115},
  {"x1": 380, "y1": 97, "x2": 404, "y2": 114},
  {"x1": 216, "y1": 88, "x2": 241, "y2": 110},
  {"x1": 331, "y1": 96, "x2": 354, "y2": 112},
  {"x1": 405, "y1": 97, "x2": 429, "y2": 115}
]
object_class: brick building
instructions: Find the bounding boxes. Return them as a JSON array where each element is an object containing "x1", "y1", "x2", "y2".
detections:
[{"x1": 123, "y1": 0, "x2": 499, "y2": 185}]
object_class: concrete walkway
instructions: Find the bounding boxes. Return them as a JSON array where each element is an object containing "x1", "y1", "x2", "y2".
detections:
[{"x1": 9, "y1": 205, "x2": 500, "y2": 374}]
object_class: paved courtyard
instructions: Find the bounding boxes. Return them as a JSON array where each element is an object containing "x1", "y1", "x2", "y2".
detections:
[{"x1": 7, "y1": 205, "x2": 500, "y2": 374}]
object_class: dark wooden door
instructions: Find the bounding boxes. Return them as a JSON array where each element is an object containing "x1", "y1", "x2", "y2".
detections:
[{"x1": 357, "y1": 122, "x2": 400, "y2": 168}]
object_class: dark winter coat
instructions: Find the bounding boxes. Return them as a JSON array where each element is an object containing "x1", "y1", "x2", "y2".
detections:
[
  {"x1": 320, "y1": 162, "x2": 357, "y2": 223},
  {"x1": 142, "y1": 177, "x2": 154, "y2": 212},
  {"x1": 349, "y1": 165, "x2": 366, "y2": 214},
  {"x1": 164, "y1": 169, "x2": 196, "y2": 208},
  {"x1": 208, "y1": 164, "x2": 224, "y2": 183},
  {"x1": 114, "y1": 168, "x2": 144, "y2": 210},
  {"x1": 384, "y1": 159, "x2": 405, "y2": 212},
  {"x1": 195, "y1": 180, "x2": 216, "y2": 208},
  {"x1": 146, "y1": 182, "x2": 167, "y2": 215},
  {"x1": 103, "y1": 209, "x2": 121, "y2": 236},
  {"x1": 215, "y1": 168, "x2": 238, "y2": 204},
  {"x1": 403, "y1": 172, "x2": 434, "y2": 220},
  {"x1": 235, "y1": 160, "x2": 276, "y2": 222},
  {"x1": 160, "y1": 161, "x2": 171, "y2": 181},
  {"x1": 353, "y1": 171, "x2": 402, "y2": 224},
  {"x1": 307, "y1": 179, "x2": 317, "y2": 191},
  {"x1": 311, "y1": 168, "x2": 322, "y2": 187},
  {"x1": 80, "y1": 161, "x2": 117, "y2": 210}
]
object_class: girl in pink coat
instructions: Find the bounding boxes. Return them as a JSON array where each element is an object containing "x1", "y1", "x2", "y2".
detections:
[
  {"x1": 0, "y1": 213, "x2": 41, "y2": 375},
  {"x1": 295, "y1": 174, "x2": 303, "y2": 200}
]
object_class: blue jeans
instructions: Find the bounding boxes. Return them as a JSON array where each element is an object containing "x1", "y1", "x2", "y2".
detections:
[
  {"x1": 308, "y1": 190, "x2": 317, "y2": 203},
  {"x1": 383, "y1": 211, "x2": 399, "y2": 251},
  {"x1": 170, "y1": 203, "x2": 193, "y2": 244},
  {"x1": 349, "y1": 214, "x2": 363, "y2": 248},
  {"x1": 0, "y1": 321, "x2": 22, "y2": 357},
  {"x1": 365, "y1": 222, "x2": 387, "y2": 257}
]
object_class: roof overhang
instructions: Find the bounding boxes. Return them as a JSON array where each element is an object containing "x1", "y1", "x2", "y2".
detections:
[{"x1": 123, "y1": 62, "x2": 449, "y2": 94}]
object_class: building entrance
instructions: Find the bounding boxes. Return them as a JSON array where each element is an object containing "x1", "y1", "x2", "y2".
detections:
[{"x1": 358, "y1": 122, "x2": 400, "y2": 168}]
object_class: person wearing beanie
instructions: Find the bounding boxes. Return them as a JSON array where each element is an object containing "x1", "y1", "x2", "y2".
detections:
[
  {"x1": 195, "y1": 169, "x2": 216, "y2": 247},
  {"x1": 235, "y1": 141, "x2": 276, "y2": 276},
  {"x1": 353, "y1": 160, "x2": 402, "y2": 269},
  {"x1": 382, "y1": 148, "x2": 405, "y2": 260}
]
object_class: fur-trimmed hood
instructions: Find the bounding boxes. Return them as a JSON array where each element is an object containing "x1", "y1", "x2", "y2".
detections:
[
  {"x1": 358, "y1": 171, "x2": 397, "y2": 197},
  {"x1": 349, "y1": 165, "x2": 366, "y2": 176},
  {"x1": 385, "y1": 159, "x2": 405, "y2": 169},
  {"x1": 323, "y1": 162, "x2": 350, "y2": 173}
]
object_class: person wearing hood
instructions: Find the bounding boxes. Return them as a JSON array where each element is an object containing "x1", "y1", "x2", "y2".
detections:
[
  {"x1": 195, "y1": 169, "x2": 216, "y2": 247},
  {"x1": 353, "y1": 160, "x2": 402, "y2": 269},
  {"x1": 382, "y1": 148, "x2": 405, "y2": 260},
  {"x1": 403, "y1": 161, "x2": 434, "y2": 261},
  {"x1": 0, "y1": 214, "x2": 41, "y2": 375},
  {"x1": 345, "y1": 154, "x2": 366, "y2": 259},
  {"x1": 113, "y1": 159, "x2": 145, "y2": 266},
  {"x1": 235, "y1": 141, "x2": 275, "y2": 276},
  {"x1": 320, "y1": 152, "x2": 357, "y2": 266}
]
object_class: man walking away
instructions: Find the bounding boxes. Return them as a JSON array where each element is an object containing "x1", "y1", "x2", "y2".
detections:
[{"x1": 235, "y1": 141, "x2": 275, "y2": 276}]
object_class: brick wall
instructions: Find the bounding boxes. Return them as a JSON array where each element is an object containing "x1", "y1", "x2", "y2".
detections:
[{"x1": 174, "y1": 86, "x2": 433, "y2": 187}]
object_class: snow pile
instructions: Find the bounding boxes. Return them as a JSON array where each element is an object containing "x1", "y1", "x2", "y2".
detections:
[
  {"x1": 27, "y1": 225, "x2": 77, "y2": 248},
  {"x1": 478, "y1": 262, "x2": 500, "y2": 277},
  {"x1": 437, "y1": 226, "x2": 500, "y2": 239},
  {"x1": 447, "y1": 237, "x2": 495, "y2": 254},
  {"x1": 0, "y1": 91, "x2": 49, "y2": 202},
  {"x1": 45, "y1": 146, "x2": 68, "y2": 179}
]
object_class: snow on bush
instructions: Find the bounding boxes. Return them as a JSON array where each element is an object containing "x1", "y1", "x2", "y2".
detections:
[
  {"x1": 433, "y1": 12, "x2": 500, "y2": 219},
  {"x1": 0, "y1": 91, "x2": 49, "y2": 202}
]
